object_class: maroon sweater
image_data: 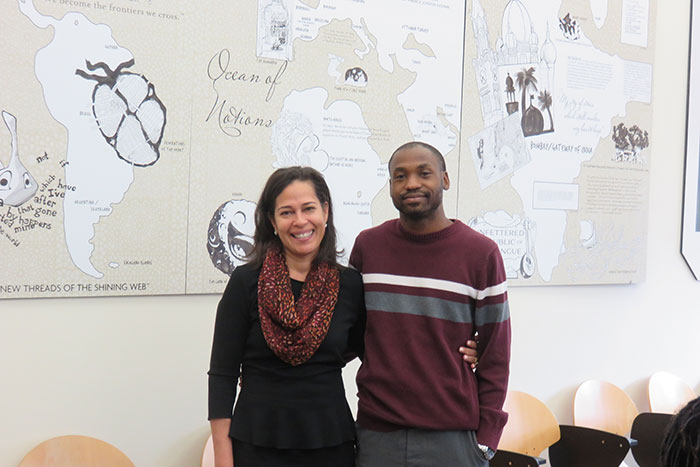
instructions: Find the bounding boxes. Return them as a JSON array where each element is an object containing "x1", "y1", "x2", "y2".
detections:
[{"x1": 349, "y1": 219, "x2": 511, "y2": 449}]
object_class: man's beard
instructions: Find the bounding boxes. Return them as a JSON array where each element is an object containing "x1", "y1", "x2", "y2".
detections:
[{"x1": 393, "y1": 191, "x2": 443, "y2": 220}]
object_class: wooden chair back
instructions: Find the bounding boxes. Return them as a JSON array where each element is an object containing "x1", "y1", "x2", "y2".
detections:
[
  {"x1": 648, "y1": 371, "x2": 696, "y2": 414},
  {"x1": 498, "y1": 390, "x2": 560, "y2": 456},
  {"x1": 19, "y1": 435, "x2": 134, "y2": 467},
  {"x1": 201, "y1": 434, "x2": 215, "y2": 467},
  {"x1": 573, "y1": 380, "x2": 638, "y2": 437}
]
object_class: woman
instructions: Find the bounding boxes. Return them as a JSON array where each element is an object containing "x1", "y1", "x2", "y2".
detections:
[{"x1": 208, "y1": 166, "x2": 477, "y2": 466}]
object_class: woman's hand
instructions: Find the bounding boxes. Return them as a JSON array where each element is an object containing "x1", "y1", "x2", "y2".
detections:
[{"x1": 459, "y1": 334, "x2": 479, "y2": 370}]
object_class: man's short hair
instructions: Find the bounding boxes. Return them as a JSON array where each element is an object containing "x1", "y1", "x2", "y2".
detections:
[{"x1": 388, "y1": 141, "x2": 446, "y2": 172}]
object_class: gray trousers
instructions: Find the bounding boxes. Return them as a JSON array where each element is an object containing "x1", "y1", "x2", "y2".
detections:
[{"x1": 355, "y1": 425, "x2": 489, "y2": 467}]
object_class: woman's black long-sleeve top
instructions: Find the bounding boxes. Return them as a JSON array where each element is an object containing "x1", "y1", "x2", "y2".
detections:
[{"x1": 208, "y1": 263, "x2": 366, "y2": 449}]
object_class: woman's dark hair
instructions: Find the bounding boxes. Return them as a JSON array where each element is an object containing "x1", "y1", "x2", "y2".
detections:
[
  {"x1": 247, "y1": 166, "x2": 340, "y2": 268},
  {"x1": 661, "y1": 396, "x2": 700, "y2": 467}
]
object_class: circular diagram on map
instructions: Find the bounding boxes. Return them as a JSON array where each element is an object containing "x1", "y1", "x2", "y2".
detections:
[{"x1": 207, "y1": 199, "x2": 257, "y2": 275}]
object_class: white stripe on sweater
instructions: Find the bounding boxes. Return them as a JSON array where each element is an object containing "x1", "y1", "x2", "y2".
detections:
[{"x1": 362, "y1": 273, "x2": 507, "y2": 300}]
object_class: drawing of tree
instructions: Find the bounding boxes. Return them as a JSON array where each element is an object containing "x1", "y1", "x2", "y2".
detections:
[
  {"x1": 516, "y1": 67, "x2": 538, "y2": 113},
  {"x1": 611, "y1": 122, "x2": 650, "y2": 163},
  {"x1": 538, "y1": 90, "x2": 553, "y2": 132},
  {"x1": 612, "y1": 122, "x2": 629, "y2": 150},
  {"x1": 627, "y1": 125, "x2": 649, "y2": 152}
]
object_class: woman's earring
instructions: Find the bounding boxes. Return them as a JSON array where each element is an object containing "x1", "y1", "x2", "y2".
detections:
[{"x1": 274, "y1": 230, "x2": 278, "y2": 236}]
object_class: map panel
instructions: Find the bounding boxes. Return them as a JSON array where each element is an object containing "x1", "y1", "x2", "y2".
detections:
[
  {"x1": 1, "y1": 0, "x2": 190, "y2": 298},
  {"x1": 183, "y1": 0, "x2": 466, "y2": 293},
  {"x1": 460, "y1": 0, "x2": 654, "y2": 285},
  {"x1": 0, "y1": 0, "x2": 655, "y2": 298}
]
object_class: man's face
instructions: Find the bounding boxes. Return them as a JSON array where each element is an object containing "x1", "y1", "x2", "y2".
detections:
[{"x1": 389, "y1": 146, "x2": 449, "y2": 220}]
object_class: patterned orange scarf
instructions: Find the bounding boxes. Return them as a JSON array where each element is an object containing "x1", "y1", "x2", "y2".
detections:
[{"x1": 258, "y1": 248, "x2": 340, "y2": 366}]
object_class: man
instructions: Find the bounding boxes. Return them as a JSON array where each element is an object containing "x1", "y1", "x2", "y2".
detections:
[{"x1": 350, "y1": 141, "x2": 511, "y2": 466}]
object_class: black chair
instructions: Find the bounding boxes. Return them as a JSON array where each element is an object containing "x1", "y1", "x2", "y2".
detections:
[
  {"x1": 548, "y1": 380, "x2": 639, "y2": 467},
  {"x1": 490, "y1": 450, "x2": 544, "y2": 467},
  {"x1": 630, "y1": 412, "x2": 673, "y2": 467},
  {"x1": 549, "y1": 424, "x2": 630, "y2": 467}
]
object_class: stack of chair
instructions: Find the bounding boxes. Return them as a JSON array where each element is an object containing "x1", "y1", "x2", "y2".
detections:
[
  {"x1": 630, "y1": 371, "x2": 697, "y2": 467},
  {"x1": 648, "y1": 371, "x2": 696, "y2": 414},
  {"x1": 549, "y1": 380, "x2": 638, "y2": 467},
  {"x1": 490, "y1": 390, "x2": 560, "y2": 467},
  {"x1": 19, "y1": 435, "x2": 133, "y2": 467},
  {"x1": 199, "y1": 374, "x2": 697, "y2": 467}
]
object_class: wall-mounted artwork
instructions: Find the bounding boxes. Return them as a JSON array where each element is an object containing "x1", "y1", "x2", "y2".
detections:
[
  {"x1": 682, "y1": 0, "x2": 700, "y2": 279},
  {"x1": 0, "y1": 0, "x2": 656, "y2": 298}
]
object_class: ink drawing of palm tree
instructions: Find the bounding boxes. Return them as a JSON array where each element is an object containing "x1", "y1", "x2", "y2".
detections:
[
  {"x1": 516, "y1": 67, "x2": 538, "y2": 113},
  {"x1": 538, "y1": 90, "x2": 554, "y2": 133}
]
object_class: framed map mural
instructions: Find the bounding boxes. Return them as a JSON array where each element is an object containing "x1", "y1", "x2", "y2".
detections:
[
  {"x1": 682, "y1": 0, "x2": 700, "y2": 279},
  {"x1": 0, "y1": 0, "x2": 656, "y2": 298}
]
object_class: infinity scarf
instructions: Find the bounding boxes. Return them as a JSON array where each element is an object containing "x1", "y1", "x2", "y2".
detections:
[{"x1": 258, "y1": 248, "x2": 340, "y2": 366}]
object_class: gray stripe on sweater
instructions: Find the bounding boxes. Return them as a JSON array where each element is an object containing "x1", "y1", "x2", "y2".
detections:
[
  {"x1": 365, "y1": 291, "x2": 510, "y2": 324},
  {"x1": 475, "y1": 301, "x2": 510, "y2": 326}
]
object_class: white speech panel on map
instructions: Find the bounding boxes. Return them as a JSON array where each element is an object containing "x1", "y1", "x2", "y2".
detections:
[
  {"x1": 532, "y1": 182, "x2": 579, "y2": 211},
  {"x1": 621, "y1": 0, "x2": 650, "y2": 48}
]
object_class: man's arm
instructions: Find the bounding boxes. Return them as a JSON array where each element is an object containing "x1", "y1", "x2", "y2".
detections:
[
  {"x1": 473, "y1": 247, "x2": 511, "y2": 450},
  {"x1": 349, "y1": 233, "x2": 363, "y2": 272}
]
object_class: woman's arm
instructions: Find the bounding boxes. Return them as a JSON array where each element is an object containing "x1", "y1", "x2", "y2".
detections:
[
  {"x1": 346, "y1": 269, "x2": 367, "y2": 361},
  {"x1": 210, "y1": 418, "x2": 234, "y2": 467},
  {"x1": 460, "y1": 336, "x2": 479, "y2": 369},
  {"x1": 208, "y1": 267, "x2": 254, "y2": 466}
]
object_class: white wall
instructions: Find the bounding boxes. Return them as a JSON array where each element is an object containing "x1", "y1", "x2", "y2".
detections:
[{"x1": 2, "y1": 1, "x2": 698, "y2": 465}]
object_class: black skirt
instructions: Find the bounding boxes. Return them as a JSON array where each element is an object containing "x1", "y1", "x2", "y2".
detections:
[{"x1": 232, "y1": 438, "x2": 355, "y2": 467}]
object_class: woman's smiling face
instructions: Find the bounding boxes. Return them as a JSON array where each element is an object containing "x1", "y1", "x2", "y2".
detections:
[{"x1": 271, "y1": 180, "x2": 329, "y2": 264}]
